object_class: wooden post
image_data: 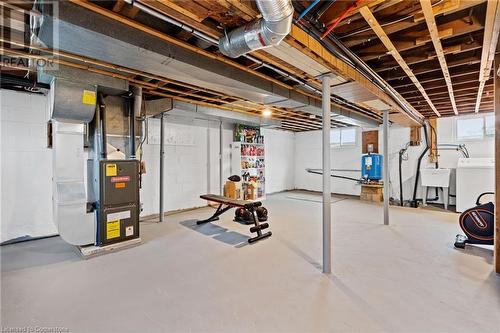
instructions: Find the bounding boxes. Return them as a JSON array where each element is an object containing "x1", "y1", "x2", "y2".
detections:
[
  {"x1": 495, "y1": 54, "x2": 500, "y2": 274},
  {"x1": 428, "y1": 117, "x2": 438, "y2": 164}
]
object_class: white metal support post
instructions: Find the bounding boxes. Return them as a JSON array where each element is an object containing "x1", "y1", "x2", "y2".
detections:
[
  {"x1": 383, "y1": 110, "x2": 390, "y2": 225},
  {"x1": 159, "y1": 113, "x2": 165, "y2": 222},
  {"x1": 322, "y1": 74, "x2": 332, "y2": 274},
  {"x1": 219, "y1": 120, "x2": 223, "y2": 195}
]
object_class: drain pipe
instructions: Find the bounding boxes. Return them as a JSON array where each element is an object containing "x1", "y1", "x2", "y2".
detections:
[
  {"x1": 130, "y1": 86, "x2": 142, "y2": 159},
  {"x1": 411, "y1": 122, "x2": 429, "y2": 207},
  {"x1": 97, "y1": 93, "x2": 107, "y2": 159}
]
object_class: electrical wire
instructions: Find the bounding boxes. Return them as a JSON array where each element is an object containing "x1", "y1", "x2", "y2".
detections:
[{"x1": 296, "y1": 0, "x2": 321, "y2": 22}]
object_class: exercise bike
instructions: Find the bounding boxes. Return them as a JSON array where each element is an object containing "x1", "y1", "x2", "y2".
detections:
[{"x1": 454, "y1": 192, "x2": 495, "y2": 249}]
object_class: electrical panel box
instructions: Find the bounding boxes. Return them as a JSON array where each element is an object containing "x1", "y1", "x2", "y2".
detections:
[{"x1": 97, "y1": 160, "x2": 140, "y2": 246}]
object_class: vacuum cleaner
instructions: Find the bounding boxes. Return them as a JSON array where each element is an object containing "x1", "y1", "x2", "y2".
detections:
[{"x1": 454, "y1": 192, "x2": 495, "y2": 249}]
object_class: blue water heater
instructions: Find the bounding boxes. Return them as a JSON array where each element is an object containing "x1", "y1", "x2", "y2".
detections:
[{"x1": 361, "y1": 153, "x2": 382, "y2": 181}]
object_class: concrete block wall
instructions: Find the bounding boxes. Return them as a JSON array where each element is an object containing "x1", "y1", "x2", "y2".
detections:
[
  {"x1": 1, "y1": 88, "x2": 494, "y2": 243},
  {"x1": 0, "y1": 89, "x2": 297, "y2": 242}
]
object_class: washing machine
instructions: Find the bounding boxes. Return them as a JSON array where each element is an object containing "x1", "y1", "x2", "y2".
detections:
[{"x1": 456, "y1": 158, "x2": 495, "y2": 213}]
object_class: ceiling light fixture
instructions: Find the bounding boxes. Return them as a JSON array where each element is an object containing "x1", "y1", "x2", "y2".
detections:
[{"x1": 262, "y1": 108, "x2": 272, "y2": 117}]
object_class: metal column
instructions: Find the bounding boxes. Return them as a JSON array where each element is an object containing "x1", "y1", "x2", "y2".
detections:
[
  {"x1": 383, "y1": 110, "x2": 390, "y2": 225},
  {"x1": 130, "y1": 86, "x2": 142, "y2": 159},
  {"x1": 219, "y1": 121, "x2": 223, "y2": 195},
  {"x1": 159, "y1": 113, "x2": 165, "y2": 222},
  {"x1": 322, "y1": 75, "x2": 332, "y2": 274}
]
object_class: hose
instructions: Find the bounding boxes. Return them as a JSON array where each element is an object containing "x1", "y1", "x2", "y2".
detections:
[
  {"x1": 306, "y1": 168, "x2": 361, "y2": 182},
  {"x1": 411, "y1": 122, "x2": 429, "y2": 207},
  {"x1": 398, "y1": 142, "x2": 411, "y2": 206}
]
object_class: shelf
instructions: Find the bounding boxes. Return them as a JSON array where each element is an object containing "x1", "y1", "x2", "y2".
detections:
[
  {"x1": 238, "y1": 142, "x2": 264, "y2": 146},
  {"x1": 241, "y1": 155, "x2": 265, "y2": 158}
]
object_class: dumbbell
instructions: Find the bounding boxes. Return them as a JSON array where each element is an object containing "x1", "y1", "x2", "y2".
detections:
[
  {"x1": 256, "y1": 206, "x2": 268, "y2": 222},
  {"x1": 250, "y1": 223, "x2": 269, "y2": 233}
]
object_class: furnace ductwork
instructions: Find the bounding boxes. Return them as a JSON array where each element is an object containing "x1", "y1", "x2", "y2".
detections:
[{"x1": 219, "y1": 0, "x2": 294, "y2": 58}]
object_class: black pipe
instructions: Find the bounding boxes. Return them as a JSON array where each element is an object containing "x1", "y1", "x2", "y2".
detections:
[
  {"x1": 97, "y1": 93, "x2": 107, "y2": 159},
  {"x1": 411, "y1": 123, "x2": 429, "y2": 207}
]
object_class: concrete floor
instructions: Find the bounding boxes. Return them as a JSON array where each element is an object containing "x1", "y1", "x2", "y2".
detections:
[{"x1": 1, "y1": 191, "x2": 499, "y2": 332}]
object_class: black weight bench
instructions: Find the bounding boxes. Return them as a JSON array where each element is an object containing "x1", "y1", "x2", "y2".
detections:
[{"x1": 198, "y1": 194, "x2": 272, "y2": 243}]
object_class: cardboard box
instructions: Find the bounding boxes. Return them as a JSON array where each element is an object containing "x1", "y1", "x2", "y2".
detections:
[
  {"x1": 224, "y1": 181, "x2": 236, "y2": 199},
  {"x1": 224, "y1": 181, "x2": 242, "y2": 199},
  {"x1": 360, "y1": 184, "x2": 383, "y2": 202}
]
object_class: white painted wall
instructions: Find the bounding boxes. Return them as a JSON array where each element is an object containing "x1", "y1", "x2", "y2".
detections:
[
  {"x1": 262, "y1": 128, "x2": 295, "y2": 193},
  {"x1": 294, "y1": 128, "x2": 362, "y2": 196},
  {"x1": 294, "y1": 114, "x2": 495, "y2": 205},
  {"x1": 0, "y1": 90, "x2": 57, "y2": 243}
]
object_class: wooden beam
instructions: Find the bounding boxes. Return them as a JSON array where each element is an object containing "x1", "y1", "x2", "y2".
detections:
[
  {"x1": 392, "y1": 67, "x2": 483, "y2": 88},
  {"x1": 428, "y1": 117, "x2": 438, "y2": 163},
  {"x1": 495, "y1": 54, "x2": 500, "y2": 274},
  {"x1": 374, "y1": 38, "x2": 483, "y2": 74},
  {"x1": 475, "y1": 0, "x2": 500, "y2": 113},
  {"x1": 67, "y1": 1, "x2": 382, "y2": 125},
  {"x1": 382, "y1": 53, "x2": 482, "y2": 81},
  {"x1": 360, "y1": 6, "x2": 440, "y2": 117},
  {"x1": 400, "y1": 80, "x2": 494, "y2": 97},
  {"x1": 286, "y1": 25, "x2": 422, "y2": 125},
  {"x1": 420, "y1": 0, "x2": 458, "y2": 115},
  {"x1": 341, "y1": 0, "x2": 484, "y2": 48},
  {"x1": 355, "y1": 15, "x2": 484, "y2": 62}
]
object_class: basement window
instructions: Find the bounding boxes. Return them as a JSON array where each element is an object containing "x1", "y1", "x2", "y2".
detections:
[
  {"x1": 456, "y1": 117, "x2": 485, "y2": 141},
  {"x1": 330, "y1": 128, "x2": 357, "y2": 147},
  {"x1": 455, "y1": 114, "x2": 495, "y2": 141},
  {"x1": 485, "y1": 114, "x2": 494, "y2": 136}
]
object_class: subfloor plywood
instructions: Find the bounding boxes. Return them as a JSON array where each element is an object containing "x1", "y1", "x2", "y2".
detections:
[{"x1": 1, "y1": 191, "x2": 499, "y2": 332}]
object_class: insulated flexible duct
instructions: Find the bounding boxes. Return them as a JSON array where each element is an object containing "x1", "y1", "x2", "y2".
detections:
[{"x1": 219, "y1": 0, "x2": 294, "y2": 58}]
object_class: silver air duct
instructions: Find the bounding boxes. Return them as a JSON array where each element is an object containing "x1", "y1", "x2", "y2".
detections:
[{"x1": 219, "y1": 0, "x2": 294, "y2": 58}]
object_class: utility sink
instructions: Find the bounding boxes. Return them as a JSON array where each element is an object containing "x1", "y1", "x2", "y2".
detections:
[
  {"x1": 420, "y1": 168, "x2": 451, "y2": 187},
  {"x1": 421, "y1": 168, "x2": 451, "y2": 209}
]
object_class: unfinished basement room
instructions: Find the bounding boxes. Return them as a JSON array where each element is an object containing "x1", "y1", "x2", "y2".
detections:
[{"x1": 1, "y1": 0, "x2": 499, "y2": 332}]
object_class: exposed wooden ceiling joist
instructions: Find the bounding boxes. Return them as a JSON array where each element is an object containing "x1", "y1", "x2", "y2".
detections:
[
  {"x1": 474, "y1": 0, "x2": 500, "y2": 113},
  {"x1": 359, "y1": 5, "x2": 441, "y2": 117}
]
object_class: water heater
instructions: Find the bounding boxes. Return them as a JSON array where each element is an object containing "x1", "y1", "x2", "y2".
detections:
[{"x1": 361, "y1": 153, "x2": 382, "y2": 181}]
